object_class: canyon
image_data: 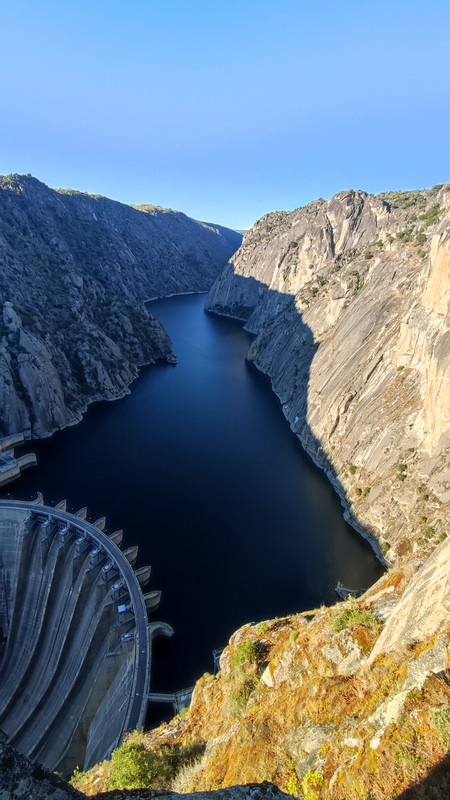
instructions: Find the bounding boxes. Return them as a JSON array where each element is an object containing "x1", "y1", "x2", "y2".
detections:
[
  {"x1": 0, "y1": 182, "x2": 449, "y2": 800},
  {"x1": 0, "y1": 174, "x2": 241, "y2": 439}
]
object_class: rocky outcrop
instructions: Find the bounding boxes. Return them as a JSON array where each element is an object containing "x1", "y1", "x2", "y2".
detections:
[
  {"x1": 0, "y1": 174, "x2": 241, "y2": 439},
  {"x1": 206, "y1": 185, "x2": 450, "y2": 561},
  {"x1": 0, "y1": 737, "x2": 290, "y2": 800},
  {"x1": 72, "y1": 540, "x2": 450, "y2": 800}
]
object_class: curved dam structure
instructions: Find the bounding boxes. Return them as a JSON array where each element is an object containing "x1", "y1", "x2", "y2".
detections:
[{"x1": 0, "y1": 497, "x2": 172, "y2": 776}]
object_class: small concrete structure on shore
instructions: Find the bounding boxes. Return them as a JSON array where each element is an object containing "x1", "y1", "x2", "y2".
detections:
[
  {"x1": 0, "y1": 434, "x2": 36, "y2": 487},
  {"x1": 0, "y1": 497, "x2": 173, "y2": 777}
]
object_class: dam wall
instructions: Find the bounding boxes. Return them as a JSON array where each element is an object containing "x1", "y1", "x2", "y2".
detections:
[{"x1": 0, "y1": 498, "x2": 164, "y2": 776}]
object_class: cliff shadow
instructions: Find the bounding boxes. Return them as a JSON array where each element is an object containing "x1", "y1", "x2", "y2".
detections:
[
  {"x1": 206, "y1": 273, "x2": 386, "y2": 578},
  {"x1": 395, "y1": 752, "x2": 450, "y2": 799}
]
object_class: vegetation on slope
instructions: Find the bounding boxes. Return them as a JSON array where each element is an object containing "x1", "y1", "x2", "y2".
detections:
[{"x1": 72, "y1": 543, "x2": 450, "y2": 800}]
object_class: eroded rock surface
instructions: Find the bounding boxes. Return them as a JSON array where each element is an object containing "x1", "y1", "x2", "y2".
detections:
[{"x1": 206, "y1": 185, "x2": 450, "y2": 560}]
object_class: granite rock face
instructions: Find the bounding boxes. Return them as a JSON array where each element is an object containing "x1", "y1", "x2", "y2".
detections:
[
  {"x1": 206, "y1": 185, "x2": 450, "y2": 561},
  {"x1": 0, "y1": 174, "x2": 241, "y2": 439}
]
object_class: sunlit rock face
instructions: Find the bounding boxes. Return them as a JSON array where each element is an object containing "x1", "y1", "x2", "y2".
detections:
[
  {"x1": 73, "y1": 539, "x2": 449, "y2": 800},
  {"x1": 0, "y1": 174, "x2": 242, "y2": 439},
  {"x1": 206, "y1": 185, "x2": 450, "y2": 561}
]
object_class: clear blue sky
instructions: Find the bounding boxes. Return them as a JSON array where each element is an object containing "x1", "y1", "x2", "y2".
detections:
[{"x1": 2, "y1": 0, "x2": 449, "y2": 229}]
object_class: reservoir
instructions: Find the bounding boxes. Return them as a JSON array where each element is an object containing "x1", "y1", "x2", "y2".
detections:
[{"x1": 10, "y1": 293, "x2": 383, "y2": 694}]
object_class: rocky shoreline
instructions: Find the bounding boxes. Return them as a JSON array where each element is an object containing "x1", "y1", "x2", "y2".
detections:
[{"x1": 0, "y1": 174, "x2": 241, "y2": 440}]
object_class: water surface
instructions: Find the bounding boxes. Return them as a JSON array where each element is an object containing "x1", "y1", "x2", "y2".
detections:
[{"x1": 10, "y1": 293, "x2": 383, "y2": 694}]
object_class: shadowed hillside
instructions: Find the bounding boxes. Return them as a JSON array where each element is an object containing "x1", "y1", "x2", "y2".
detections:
[{"x1": 0, "y1": 174, "x2": 242, "y2": 439}]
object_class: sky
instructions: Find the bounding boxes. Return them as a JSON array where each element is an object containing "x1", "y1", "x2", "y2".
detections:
[{"x1": 2, "y1": 0, "x2": 449, "y2": 230}]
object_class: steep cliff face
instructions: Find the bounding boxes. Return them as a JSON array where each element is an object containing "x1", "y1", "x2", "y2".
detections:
[
  {"x1": 0, "y1": 174, "x2": 241, "y2": 439},
  {"x1": 206, "y1": 185, "x2": 450, "y2": 562}
]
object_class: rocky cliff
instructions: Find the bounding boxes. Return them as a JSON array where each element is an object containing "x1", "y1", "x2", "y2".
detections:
[
  {"x1": 0, "y1": 174, "x2": 241, "y2": 439},
  {"x1": 67, "y1": 538, "x2": 450, "y2": 800},
  {"x1": 206, "y1": 185, "x2": 450, "y2": 563}
]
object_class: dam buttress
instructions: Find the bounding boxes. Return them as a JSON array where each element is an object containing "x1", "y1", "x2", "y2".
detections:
[{"x1": 0, "y1": 496, "x2": 173, "y2": 776}]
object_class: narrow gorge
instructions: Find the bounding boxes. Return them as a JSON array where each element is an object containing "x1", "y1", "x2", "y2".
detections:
[{"x1": 0, "y1": 174, "x2": 241, "y2": 439}]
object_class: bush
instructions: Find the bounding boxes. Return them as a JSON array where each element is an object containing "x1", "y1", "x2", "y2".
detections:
[
  {"x1": 106, "y1": 735, "x2": 162, "y2": 790},
  {"x1": 232, "y1": 640, "x2": 259, "y2": 668},
  {"x1": 332, "y1": 605, "x2": 382, "y2": 633},
  {"x1": 419, "y1": 204, "x2": 441, "y2": 226},
  {"x1": 254, "y1": 620, "x2": 269, "y2": 635},
  {"x1": 397, "y1": 228, "x2": 414, "y2": 242},
  {"x1": 415, "y1": 232, "x2": 427, "y2": 246},
  {"x1": 105, "y1": 732, "x2": 205, "y2": 791}
]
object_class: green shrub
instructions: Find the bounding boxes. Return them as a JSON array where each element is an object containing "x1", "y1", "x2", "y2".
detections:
[
  {"x1": 364, "y1": 250, "x2": 373, "y2": 259},
  {"x1": 355, "y1": 487, "x2": 362, "y2": 496},
  {"x1": 415, "y1": 232, "x2": 427, "y2": 246},
  {"x1": 105, "y1": 733, "x2": 205, "y2": 791},
  {"x1": 397, "y1": 228, "x2": 414, "y2": 242},
  {"x1": 255, "y1": 621, "x2": 269, "y2": 635},
  {"x1": 232, "y1": 640, "x2": 259, "y2": 668},
  {"x1": 349, "y1": 464, "x2": 357, "y2": 474},
  {"x1": 332, "y1": 606, "x2": 382, "y2": 633},
  {"x1": 289, "y1": 629, "x2": 299, "y2": 642},
  {"x1": 419, "y1": 204, "x2": 441, "y2": 226},
  {"x1": 106, "y1": 737, "x2": 160, "y2": 790}
]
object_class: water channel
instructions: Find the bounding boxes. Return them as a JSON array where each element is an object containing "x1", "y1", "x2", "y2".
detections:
[{"x1": 9, "y1": 293, "x2": 383, "y2": 697}]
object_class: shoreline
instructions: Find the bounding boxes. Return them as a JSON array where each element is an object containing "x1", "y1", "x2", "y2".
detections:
[
  {"x1": 247, "y1": 357, "x2": 387, "y2": 567},
  {"x1": 20, "y1": 291, "x2": 210, "y2": 444}
]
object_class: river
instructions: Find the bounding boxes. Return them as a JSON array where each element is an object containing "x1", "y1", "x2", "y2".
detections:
[{"x1": 10, "y1": 293, "x2": 383, "y2": 699}]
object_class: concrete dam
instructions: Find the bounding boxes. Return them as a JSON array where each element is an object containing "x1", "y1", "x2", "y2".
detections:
[{"x1": 0, "y1": 496, "x2": 173, "y2": 777}]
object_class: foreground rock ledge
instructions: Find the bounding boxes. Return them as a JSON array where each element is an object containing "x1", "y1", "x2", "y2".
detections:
[{"x1": 0, "y1": 739, "x2": 289, "y2": 800}]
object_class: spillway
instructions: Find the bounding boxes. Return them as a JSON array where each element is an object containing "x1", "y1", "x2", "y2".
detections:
[{"x1": 0, "y1": 497, "x2": 171, "y2": 776}]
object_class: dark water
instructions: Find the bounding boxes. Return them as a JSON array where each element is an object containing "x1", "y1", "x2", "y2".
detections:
[{"x1": 9, "y1": 293, "x2": 382, "y2": 699}]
